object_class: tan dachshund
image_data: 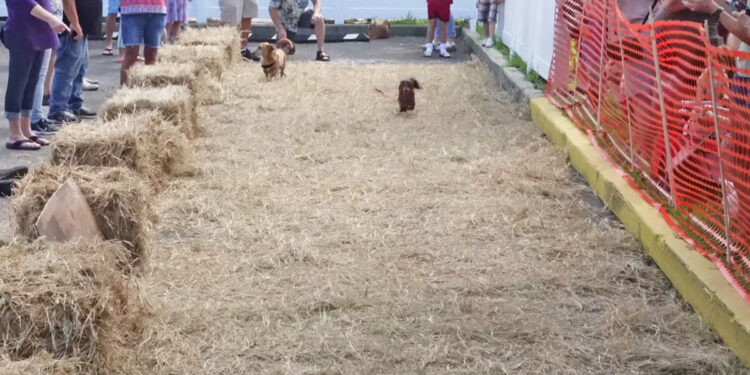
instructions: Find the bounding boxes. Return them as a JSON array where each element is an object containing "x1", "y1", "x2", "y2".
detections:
[{"x1": 258, "y1": 42, "x2": 287, "y2": 79}]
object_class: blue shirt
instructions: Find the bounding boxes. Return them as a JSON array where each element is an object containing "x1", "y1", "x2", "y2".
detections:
[{"x1": 4, "y1": 0, "x2": 59, "y2": 51}]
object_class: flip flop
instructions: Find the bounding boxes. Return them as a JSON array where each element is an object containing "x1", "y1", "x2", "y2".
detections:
[
  {"x1": 5, "y1": 140, "x2": 40, "y2": 151},
  {"x1": 316, "y1": 51, "x2": 330, "y2": 62},
  {"x1": 28, "y1": 136, "x2": 50, "y2": 146},
  {"x1": 102, "y1": 48, "x2": 114, "y2": 56}
]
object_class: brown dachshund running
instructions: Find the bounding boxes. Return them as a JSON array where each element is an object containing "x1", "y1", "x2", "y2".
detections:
[{"x1": 398, "y1": 78, "x2": 421, "y2": 112}]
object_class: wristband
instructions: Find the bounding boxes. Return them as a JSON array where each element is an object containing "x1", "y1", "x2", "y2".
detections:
[{"x1": 709, "y1": 7, "x2": 724, "y2": 21}]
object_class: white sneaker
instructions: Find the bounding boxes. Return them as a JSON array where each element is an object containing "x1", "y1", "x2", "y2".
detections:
[
  {"x1": 440, "y1": 50, "x2": 451, "y2": 58},
  {"x1": 424, "y1": 47, "x2": 433, "y2": 57}
]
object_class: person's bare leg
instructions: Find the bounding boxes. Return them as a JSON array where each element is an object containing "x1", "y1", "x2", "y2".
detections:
[
  {"x1": 121, "y1": 46, "x2": 140, "y2": 84},
  {"x1": 426, "y1": 19, "x2": 437, "y2": 44},
  {"x1": 7, "y1": 119, "x2": 26, "y2": 142},
  {"x1": 143, "y1": 46, "x2": 158, "y2": 65},
  {"x1": 314, "y1": 17, "x2": 325, "y2": 52},
  {"x1": 484, "y1": 22, "x2": 490, "y2": 38},
  {"x1": 20, "y1": 117, "x2": 35, "y2": 139},
  {"x1": 488, "y1": 21, "x2": 496, "y2": 41},
  {"x1": 440, "y1": 21, "x2": 447, "y2": 44},
  {"x1": 172, "y1": 21, "x2": 183, "y2": 42},
  {"x1": 163, "y1": 24, "x2": 171, "y2": 44},
  {"x1": 106, "y1": 14, "x2": 117, "y2": 50},
  {"x1": 239, "y1": 18, "x2": 252, "y2": 49},
  {"x1": 44, "y1": 51, "x2": 56, "y2": 97}
]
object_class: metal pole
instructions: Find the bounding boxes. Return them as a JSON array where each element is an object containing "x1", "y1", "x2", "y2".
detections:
[
  {"x1": 572, "y1": 0, "x2": 586, "y2": 92},
  {"x1": 649, "y1": 11, "x2": 678, "y2": 206},
  {"x1": 703, "y1": 22, "x2": 734, "y2": 262},
  {"x1": 595, "y1": 0, "x2": 609, "y2": 132},
  {"x1": 615, "y1": 15, "x2": 636, "y2": 170}
]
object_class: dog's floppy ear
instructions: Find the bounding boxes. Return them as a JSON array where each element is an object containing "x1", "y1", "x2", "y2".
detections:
[{"x1": 410, "y1": 78, "x2": 421, "y2": 89}]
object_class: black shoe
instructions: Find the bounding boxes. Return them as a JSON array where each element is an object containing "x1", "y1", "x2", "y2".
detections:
[
  {"x1": 0, "y1": 166, "x2": 28, "y2": 180},
  {"x1": 0, "y1": 179, "x2": 14, "y2": 197},
  {"x1": 71, "y1": 107, "x2": 97, "y2": 118},
  {"x1": 242, "y1": 48, "x2": 261, "y2": 62},
  {"x1": 31, "y1": 118, "x2": 61, "y2": 135},
  {"x1": 48, "y1": 110, "x2": 79, "y2": 124},
  {"x1": 42, "y1": 94, "x2": 50, "y2": 106}
]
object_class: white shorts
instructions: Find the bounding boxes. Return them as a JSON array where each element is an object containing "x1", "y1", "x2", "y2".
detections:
[{"x1": 219, "y1": 0, "x2": 259, "y2": 25}]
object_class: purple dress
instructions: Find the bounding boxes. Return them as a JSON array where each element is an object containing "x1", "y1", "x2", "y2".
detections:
[{"x1": 166, "y1": 0, "x2": 187, "y2": 23}]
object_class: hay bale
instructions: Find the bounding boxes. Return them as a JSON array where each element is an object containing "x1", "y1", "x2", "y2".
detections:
[
  {"x1": 368, "y1": 19, "x2": 391, "y2": 39},
  {"x1": 1, "y1": 353, "x2": 83, "y2": 375},
  {"x1": 158, "y1": 44, "x2": 228, "y2": 79},
  {"x1": 126, "y1": 62, "x2": 223, "y2": 105},
  {"x1": 100, "y1": 85, "x2": 201, "y2": 139},
  {"x1": 50, "y1": 112, "x2": 189, "y2": 186},
  {"x1": 11, "y1": 165, "x2": 152, "y2": 266},
  {"x1": 178, "y1": 26, "x2": 239, "y2": 65},
  {"x1": 0, "y1": 241, "x2": 145, "y2": 372}
]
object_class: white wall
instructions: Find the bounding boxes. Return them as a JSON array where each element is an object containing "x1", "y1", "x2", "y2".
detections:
[{"x1": 500, "y1": 0, "x2": 555, "y2": 79}]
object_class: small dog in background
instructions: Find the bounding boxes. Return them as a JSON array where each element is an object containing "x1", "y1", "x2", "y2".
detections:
[
  {"x1": 257, "y1": 42, "x2": 288, "y2": 78},
  {"x1": 398, "y1": 78, "x2": 421, "y2": 112}
]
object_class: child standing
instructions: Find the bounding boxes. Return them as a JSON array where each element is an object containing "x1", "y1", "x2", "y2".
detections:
[
  {"x1": 424, "y1": 0, "x2": 452, "y2": 58},
  {"x1": 477, "y1": 0, "x2": 502, "y2": 47}
]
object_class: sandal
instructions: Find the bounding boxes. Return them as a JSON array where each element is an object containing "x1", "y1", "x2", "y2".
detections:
[
  {"x1": 316, "y1": 51, "x2": 330, "y2": 62},
  {"x1": 5, "y1": 140, "x2": 40, "y2": 151},
  {"x1": 28, "y1": 136, "x2": 50, "y2": 146},
  {"x1": 102, "y1": 48, "x2": 114, "y2": 56}
]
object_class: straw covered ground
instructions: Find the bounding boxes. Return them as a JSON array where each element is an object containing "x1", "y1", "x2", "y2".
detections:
[{"x1": 128, "y1": 60, "x2": 747, "y2": 374}]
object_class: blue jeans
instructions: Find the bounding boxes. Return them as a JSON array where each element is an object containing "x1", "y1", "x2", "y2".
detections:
[
  {"x1": 121, "y1": 13, "x2": 167, "y2": 48},
  {"x1": 50, "y1": 34, "x2": 88, "y2": 116},
  {"x1": 434, "y1": 13, "x2": 456, "y2": 40},
  {"x1": 31, "y1": 49, "x2": 52, "y2": 124}
]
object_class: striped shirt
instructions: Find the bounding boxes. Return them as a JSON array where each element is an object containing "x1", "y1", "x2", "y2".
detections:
[{"x1": 121, "y1": 0, "x2": 167, "y2": 14}]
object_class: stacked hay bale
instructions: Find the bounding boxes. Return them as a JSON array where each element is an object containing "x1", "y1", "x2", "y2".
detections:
[
  {"x1": 158, "y1": 44, "x2": 229, "y2": 79},
  {"x1": 51, "y1": 112, "x2": 189, "y2": 187},
  {"x1": 12, "y1": 165, "x2": 153, "y2": 267},
  {"x1": 126, "y1": 62, "x2": 223, "y2": 105},
  {"x1": 2, "y1": 26, "x2": 235, "y2": 373},
  {"x1": 0, "y1": 241, "x2": 145, "y2": 373},
  {"x1": 178, "y1": 26, "x2": 240, "y2": 66},
  {"x1": 100, "y1": 85, "x2": 201, "y2": 139}
]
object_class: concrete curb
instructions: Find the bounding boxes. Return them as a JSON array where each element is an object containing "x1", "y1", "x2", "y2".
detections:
[
  {"x1": 462, "y1": 28, "x2": 543, "y2": 105},
  {"x1": 530, "y1": 97, "x2": 750, "y2": 368}
]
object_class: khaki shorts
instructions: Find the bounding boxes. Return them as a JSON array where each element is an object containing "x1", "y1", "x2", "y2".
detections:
[{"x1": 219, "y1": 0, "x2": 259, "y2": 25}]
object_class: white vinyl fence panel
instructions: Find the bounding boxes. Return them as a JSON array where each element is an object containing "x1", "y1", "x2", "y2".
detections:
[{"x1": 500, "y1": 0, "x2": 555, "y2": 79}]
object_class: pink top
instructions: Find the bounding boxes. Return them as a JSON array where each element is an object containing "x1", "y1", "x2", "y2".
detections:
[{"x1": 120, "y1": 0, "x2": 167, "y2": 14}]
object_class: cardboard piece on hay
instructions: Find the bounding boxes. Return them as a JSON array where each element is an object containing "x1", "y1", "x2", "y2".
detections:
[{"x1": 35, "y1": 178, "x2": 103, "y2": 242}]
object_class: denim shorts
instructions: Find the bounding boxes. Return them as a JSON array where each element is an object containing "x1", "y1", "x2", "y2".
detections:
[
  {"x1": 108, "y1": 0, "x2": 120, "y2": 15},
  {"x1": 121, "y1": 13, "x2": 167, "y2": 48}
]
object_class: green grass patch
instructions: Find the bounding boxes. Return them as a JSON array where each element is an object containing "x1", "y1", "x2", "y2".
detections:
[{"x1": 389, "y1": 11, "x2": 428, "y2": 25}]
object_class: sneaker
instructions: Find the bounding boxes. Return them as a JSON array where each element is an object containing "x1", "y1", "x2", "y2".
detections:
[
  {"x1": 0, "y1": 179, "x2": 14, "y2": 198},
  {"x1": 424, "y1": 48, "x2": 433, "y2": 57},
  {"x1": 71, "y1": 107, "x2": 97, "y2": 118},
  {"x1": 447, "y1": 42, "x2": 457, "y2": 52},
  {"x1": 440, "y1": 50, "x2": 451, "y2": 58},
  {"x1": 31, "y1": 118, "x2": 61, "y2": 135},
  {"x1": 48, "y1": 110, "x2": 79, "y2": 124},
  {"x1": 241, "y1": 48, "x2": 260, "y2": 62},
  {"x1": 84, "y1": 77, "x2": 100, "y2": 85},
  {"x1": 0, "y1": 166, "x2": 28, "y2": 180},
  {"x1": 82, "y1": 79, "x2": 99, "y2": 92}
]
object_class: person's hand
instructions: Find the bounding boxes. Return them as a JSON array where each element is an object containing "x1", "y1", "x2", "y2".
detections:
[
  {"x1": 70, "y1": 22, "x2": 83, "y2": 40},
  {"x1": 277, "y1": 28, "x2": 287, "y2": 40},
  {"x1": 311, "y1": 12, "x2": 323, "y2": 24},
  {"x1": 681, "y1": 0, "x2": 720, "y2": 13},
  {"x1": 48, "y1": 18, "x2": 70, "y2": 34}
]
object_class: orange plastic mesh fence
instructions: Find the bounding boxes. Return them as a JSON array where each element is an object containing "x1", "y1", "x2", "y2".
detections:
[{"x1": 547, "y1": 0, "x2": 750, "y2": 300}]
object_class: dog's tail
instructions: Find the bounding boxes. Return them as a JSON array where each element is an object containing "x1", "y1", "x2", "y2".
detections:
[{"x1": 276, "y1": 38, "x2": 296, "y2": 55}]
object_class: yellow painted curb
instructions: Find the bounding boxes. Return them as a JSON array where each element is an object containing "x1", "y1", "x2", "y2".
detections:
[{"x1": 530, "y1": 97, "x2": 750, "y2": 368}]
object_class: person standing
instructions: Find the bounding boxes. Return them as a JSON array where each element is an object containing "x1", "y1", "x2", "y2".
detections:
[
  {"x1": 47, "y1": 0, "x2": 101, "y2": 124},
  {"x1": 2, "y1": 0, "x2": 68, "y2": 150},
  {"x1": 30, "y1": 0, "x2": 63, "y2": 134},
  {"x1": 269, "y1": 0, "x2": 330, "y2": 61},
  {"x1": 424, "y1": 0, "x2": 452, "y2": 58},
  {"x1": 104, "y1": 0, "x2": 119, "y2": 55},
  {"x1": 220, "y1": 0, "x2": 258, "y2": 58},
  {"x1": 477, "y1": 0, "x2": 500, "y2": 48},
  {"x1": 165, "y1": 0, "x2": 190, "y2": 43},
  {"x1": 120, "y1": 0, "x2": 167, "y2": 84}
]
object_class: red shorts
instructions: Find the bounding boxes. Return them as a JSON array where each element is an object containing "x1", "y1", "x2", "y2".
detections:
[{"x1": 427, "y1": 0, "x2": 451, "y2": 22}]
